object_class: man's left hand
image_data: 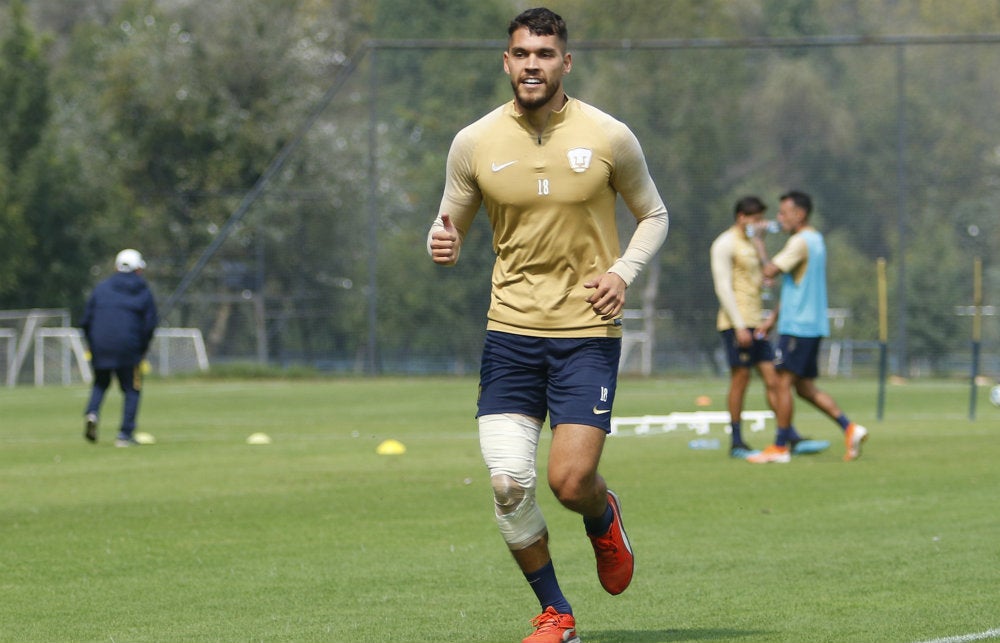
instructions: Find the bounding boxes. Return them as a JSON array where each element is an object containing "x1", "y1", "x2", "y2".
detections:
[{"x1": 584, "y1": 272, "x2": 627, "y2": 320}]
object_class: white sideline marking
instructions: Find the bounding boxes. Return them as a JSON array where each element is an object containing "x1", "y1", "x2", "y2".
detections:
[{"x1": 912, "y1": 628, "x2": 1000, "y2": 643}]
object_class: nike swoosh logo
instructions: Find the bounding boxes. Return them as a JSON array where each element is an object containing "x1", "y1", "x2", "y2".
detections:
[
  {"x1": 593, "y1": 406, "x2": 611, "y2": 415},
  {"x1": 491, "y1": 160, "x2": 518, "y2": 172}
]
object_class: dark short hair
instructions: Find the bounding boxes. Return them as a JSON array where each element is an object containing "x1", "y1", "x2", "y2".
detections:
[
  {"x1": 780, "y1": 190, "x2": 813, "y2": 215},
  {"x1": 733, "y1": 195, "x2": 766, "y2": 218},
  {"x1": 508, "y1": 7, "x2": 568, "y2": 45}
]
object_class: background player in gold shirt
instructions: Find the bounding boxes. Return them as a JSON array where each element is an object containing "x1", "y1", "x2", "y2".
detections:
[
  {"x1": 710, "y1": 196, "x2": 781, "y2": 458},
  {"x1": 428, "y1": 8, "x2": 668, "y2": 643}
]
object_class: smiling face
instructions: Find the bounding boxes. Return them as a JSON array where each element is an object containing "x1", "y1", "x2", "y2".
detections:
[{"x1": 503, "y1": 27, "x2": 571, "y2": 114}]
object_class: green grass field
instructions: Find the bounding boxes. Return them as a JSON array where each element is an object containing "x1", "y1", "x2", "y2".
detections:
[{"x1": 2, "y1": 376, "x2": 998, "y2": 643}]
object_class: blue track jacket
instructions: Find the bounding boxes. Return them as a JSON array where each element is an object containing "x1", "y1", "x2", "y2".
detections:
[{"x1": 80, "y1": 272, "x2": 159, "y2": 369}]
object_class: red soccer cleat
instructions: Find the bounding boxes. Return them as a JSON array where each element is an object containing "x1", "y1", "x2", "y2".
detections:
[
  {"x1": 522, "y1": 606, "x2": 580, "y2": 643},
  {"x1": 588, "y1": 489, "x2": 634, "y2": 595}
]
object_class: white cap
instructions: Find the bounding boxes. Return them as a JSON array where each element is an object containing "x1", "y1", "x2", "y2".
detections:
[{"x1": 115, "y1": 249, "x2": 146, "y2": 273}]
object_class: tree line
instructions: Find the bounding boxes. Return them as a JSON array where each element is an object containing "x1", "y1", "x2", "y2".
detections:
[{"x1": 1, "y1": 0, "x2": 997, "y2": 374}]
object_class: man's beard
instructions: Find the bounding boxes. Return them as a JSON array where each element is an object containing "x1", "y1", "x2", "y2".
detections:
[{"x1": 511, "y1": 79, "x2": 558, "y2": 111}]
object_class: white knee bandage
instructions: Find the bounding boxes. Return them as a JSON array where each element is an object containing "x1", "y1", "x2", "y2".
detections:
[{"x1": 479, "y1": 413, "x2": 547, "y2": 550}]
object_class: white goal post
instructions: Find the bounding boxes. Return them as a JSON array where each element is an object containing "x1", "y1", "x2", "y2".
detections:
[
  {"x1": 2, "y1": 309, "x2": 72, "y2": 386},
  {"x1": 22, "y1": 327, "x2": 209, "y2": 386},
  {"x1": 0, "y1": 329, "x2": 16, "y2": 387},
  {"x1": 34, "y1": 328, "x2": 93, "y2": 386},
  {"x1": 151, "y1": 327, "x2": 210, "y2": 376}
]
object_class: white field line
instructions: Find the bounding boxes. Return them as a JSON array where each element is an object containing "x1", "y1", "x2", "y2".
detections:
[{"x1": 912, "y1": 628, "x2": 1000, "y2": 643}]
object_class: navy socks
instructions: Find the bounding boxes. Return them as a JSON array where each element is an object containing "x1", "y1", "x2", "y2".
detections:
[
  {"x1": 525, "y1": 561, "x2": 572, "y2": 615},
  {"x1": 730, "y1": 421, "x2": 744, "y2": 445},
  {"x1": 583, "y1": 501, "x2": 613, "y2": 537}
]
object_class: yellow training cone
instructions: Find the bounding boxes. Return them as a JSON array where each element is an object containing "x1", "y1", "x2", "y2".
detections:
[
  {"x1": 134, "y1": 432, "x2": 156, "y2": 445},
  {"x1": 376, "y1": 439, "x2": 406, "y2": 455},
  {"x1": 246, "y1": 432, "x2": 272, "y2": 445}
]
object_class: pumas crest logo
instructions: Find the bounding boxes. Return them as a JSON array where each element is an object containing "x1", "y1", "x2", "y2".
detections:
[{"x1": 567, "y1": 147, "x2": 592, "y2": 173}]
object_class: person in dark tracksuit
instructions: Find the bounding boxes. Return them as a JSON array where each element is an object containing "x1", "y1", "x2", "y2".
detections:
[{"x1": 80, "y1": 249, "x2": 158, "y2": 447}]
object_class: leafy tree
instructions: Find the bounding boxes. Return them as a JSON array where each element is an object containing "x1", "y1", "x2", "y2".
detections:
[
  {"x1": 0, "y1": 163, "x2": 32, "y2": 299},
  {"x1": 566, "y1": 0, "x2": 1000, "y2": 374},
  {"x1": 567, "y1": 1, "x2": 788, "y2": 365},
  {"x1": 365, "y1": 0, "x2": 520, "y2": 368},
  {"x1": 52, "y1": 0, "x2": 374, "y2": 357},
  {"x1": 0, "y1": 0, "x2": 105, "y2": 310},
  {"x1": 1, "y1": 0, "x2": 996, "y2": 373},
  {"x1": 0, "y1": 0, "x2": 50, "y2": 175},
  {"x1": 0, "y1": 0, "x2": 43, "y2": 300},
  {"x1": 9, "y1": 132, "x2": 109, "y2": 309}
]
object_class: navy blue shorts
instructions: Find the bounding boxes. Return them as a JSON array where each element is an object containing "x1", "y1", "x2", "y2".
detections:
[
  {"x1": 720, "y1": 329, "x2": 775, "y2": 368},
  {"x1": 774, "y1": 335, "x2": 822, "y2": 379},
  {"x1": 477, "y1": 331, "x2": 621, "y2": 432}
]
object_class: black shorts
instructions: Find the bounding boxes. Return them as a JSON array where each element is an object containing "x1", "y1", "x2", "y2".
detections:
[
  {"x1": 720, "y1": 329, "x2": 775, "y2": 368},
  {"x1": 477, "y1": 331, "x2": 621, "y2": 432},
  {"x1": 774, "y1": 335, "x2": 822, "y2": 379}
]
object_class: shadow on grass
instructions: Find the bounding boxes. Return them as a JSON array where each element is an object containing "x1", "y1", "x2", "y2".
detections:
[{"x1": 587, "y1": 628, "x2": 770, "y2": 643}]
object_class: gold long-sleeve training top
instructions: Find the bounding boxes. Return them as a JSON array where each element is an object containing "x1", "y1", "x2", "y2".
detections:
[
  {"x1": 428, "y1": 98, "x2": 668, "y2": 338},
  {"x1": 710, "y1": 226, "x2": 766, "y2": 331}
]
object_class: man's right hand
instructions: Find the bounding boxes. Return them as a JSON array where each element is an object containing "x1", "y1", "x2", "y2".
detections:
[{"x1": 430, "y1": 213, "x2": 459, "y2": 265}]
